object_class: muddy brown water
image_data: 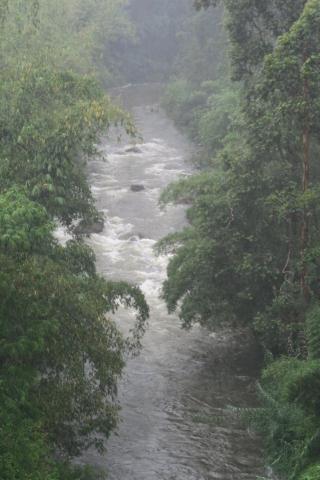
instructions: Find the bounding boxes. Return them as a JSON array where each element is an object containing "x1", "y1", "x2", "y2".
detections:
[{"x1": 77, "y1": 86, "x2": 273, "y2": 479}]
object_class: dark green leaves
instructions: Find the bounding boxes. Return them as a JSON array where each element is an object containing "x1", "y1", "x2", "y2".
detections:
[{"x1": 0, "y1": 64, "x2": 134, "y2": 226}]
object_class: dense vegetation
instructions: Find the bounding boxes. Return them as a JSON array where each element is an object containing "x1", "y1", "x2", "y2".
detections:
[
  {"x1": 0, "y1": 1, "x2": 149, "y2": 479},
  {"x1": 3, "y1": 0, "x2": 320, "y2": 478},
  {"x1": 160, "y1": 0, "x2": 320, "y2": 478}
]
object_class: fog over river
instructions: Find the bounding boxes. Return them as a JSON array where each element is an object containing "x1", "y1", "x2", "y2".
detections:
[{"x1": 80, "y1": 87, "x2": 273, "y2": 480}]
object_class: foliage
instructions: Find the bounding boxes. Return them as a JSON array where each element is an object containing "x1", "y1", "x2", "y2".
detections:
[
  {"x1": 163, "y1": 80, "x2": 239, "y2": 164},
  {"x1": 0, "y1": 1, "x2": 148, "y2": 478},
  {"x1": 0, "y1": 410, "x2": 58, "y2": 480},
  {"x1": 245, "y1": 357, "x2": 320, "y2": 479},
  {"x1": 195, "y1": 0, "x2": 307, "y2": 81},
  {"x1": 299, "y1": 464, "x2": 320, "y2": 480},
  {"x1": 160, "y1": 0, "x2": 320, "y2": 478},
  {"x1": 157, "y1": 154, "x2": 285, "y2": 329},
  {"x1": 162, "y1": 80, "x2": 206, "y2": 139},
  {"x1": 162, "y1": 2, "x2": 228, "y2": 154},
  {"x1": 307, "y1": 305, "x2": 320, "y2": 360},
  {"x1": 59, "y1": 464, "x2": 107, "y2": 480},
  {"x1": 162, "y1": 0, "x2": 320, "y2": 349},
  {"x1": 0, "y1": 62, "x2": 135, "y2": 226},
  {"x1": 173, "y1": 3, "x2": 227, "y2": 84},
  {"x1": 0, "y1": 189, "x2": 149, "y2": 461},
  {"x1": 0, "y1": 0, "x2": 134, "y2": 85}
]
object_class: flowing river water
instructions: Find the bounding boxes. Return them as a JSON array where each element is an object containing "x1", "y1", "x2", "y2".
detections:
[{"x1": 80, "y1": 86, "x2": 272, "y2": 479}]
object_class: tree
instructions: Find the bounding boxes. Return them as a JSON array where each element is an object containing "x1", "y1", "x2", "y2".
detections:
[
  {"x1": 252, "y1": 0, "x2": 320, "y2": 302},
  {"x1": 161, "y1": 0, "x2": 320, "y2": 477},
  {"x1": 195, "y1": 0, "x2": 307, "y2": 80},
  {"x1": 0, "y1": 0, "x2": 134, "y2": 85},
  {"x1": 0, "y1": 1, "x2": 147, "y2": 477},
  {"x1": 0, "y1": 188, "x2": 149, "y2": 465},
  {"x1": 0, "y1": 64, "x2": 134, "y2": 226}
]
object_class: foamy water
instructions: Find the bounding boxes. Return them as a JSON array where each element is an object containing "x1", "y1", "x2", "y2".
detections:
[{"x1": 79, "y1": 102, "x2": 271, "y2": 479}]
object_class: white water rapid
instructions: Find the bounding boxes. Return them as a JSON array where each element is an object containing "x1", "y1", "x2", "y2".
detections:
[{"x1": 79, "y1": 87, "x2": 272, "y2": 480}]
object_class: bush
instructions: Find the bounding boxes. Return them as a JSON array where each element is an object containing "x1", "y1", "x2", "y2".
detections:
[
  {"x1": 247, "y1": 358, "x2": 320, "y2": 478},
  {"x1": 298, "y1": 464, "x2": 320, "y2": 480}
]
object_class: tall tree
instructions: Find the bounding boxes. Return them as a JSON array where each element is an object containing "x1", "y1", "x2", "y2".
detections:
[
  {"x1": 195, "y1": 0, "x2": 307, "y2": 80},
  {"x1": 253, "y1": 0, "x2": 320, "y2": 302}
]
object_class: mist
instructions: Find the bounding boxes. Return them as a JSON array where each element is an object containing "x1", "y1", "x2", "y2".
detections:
[{"x1": 0, "y1": 1, "x2": 319, "y2": 479}]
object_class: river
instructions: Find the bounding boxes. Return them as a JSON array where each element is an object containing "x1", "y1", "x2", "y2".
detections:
[{"x1": 81, "y1": 86, "x2": 272, "y2": 480}]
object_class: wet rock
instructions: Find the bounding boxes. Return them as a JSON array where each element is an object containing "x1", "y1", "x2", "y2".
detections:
[
  {"x1": 74, "y1": 214, "x2": 105, "y2": 235},
  {"x1": 129, "y1": 233, "x2": 144, "y2": 241},
  {"x1": 125, "y1": 146, "x2": 142, "y2": 154},
  {"x1": 130, "y1": 184, "x2": 145, "y2": 192}
]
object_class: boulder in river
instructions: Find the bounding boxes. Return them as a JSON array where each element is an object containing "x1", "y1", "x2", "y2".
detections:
[
  {"x1": 129, "y1": 233, "x2": 144, "y2": 241},
  {"x1": 125, "y1": 146, "x2": 142, "y2": 154},
  {"x1": 130, "y1": 184, "x2": 145, "y2": 192},
  {"x1": 74, "y1": 214, "x2": 105, "y2": 235}
]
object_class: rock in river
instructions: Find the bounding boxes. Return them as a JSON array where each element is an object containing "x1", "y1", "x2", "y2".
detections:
[
  {"x1": 74, "y1": 215, "x2": 105, "y2": 235},
  {"x1": 130, "y1": 184, "x2": 145, "y2": 192},
  {"x1": 125, "y1": 146, "x2": 142, "y2": 154}
]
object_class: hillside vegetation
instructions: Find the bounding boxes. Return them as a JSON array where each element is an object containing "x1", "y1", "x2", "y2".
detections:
[
  {"x1": 160, "y1": 1, "x2": 320, "y2": 478},
  {"x1": 0, "y1": 2, "x2": 148, "y2": 478}
]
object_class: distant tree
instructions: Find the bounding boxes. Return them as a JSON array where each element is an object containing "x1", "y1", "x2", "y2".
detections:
[
  {"x1": 0, "y1": 0, "x2": 133, "y2": 84},
  {"x1": 195, "y1": 0, "x2": 307, "y2": 80},
  {"x1": 113, "y1": 0, "x2": 191, "y2": 83}
]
